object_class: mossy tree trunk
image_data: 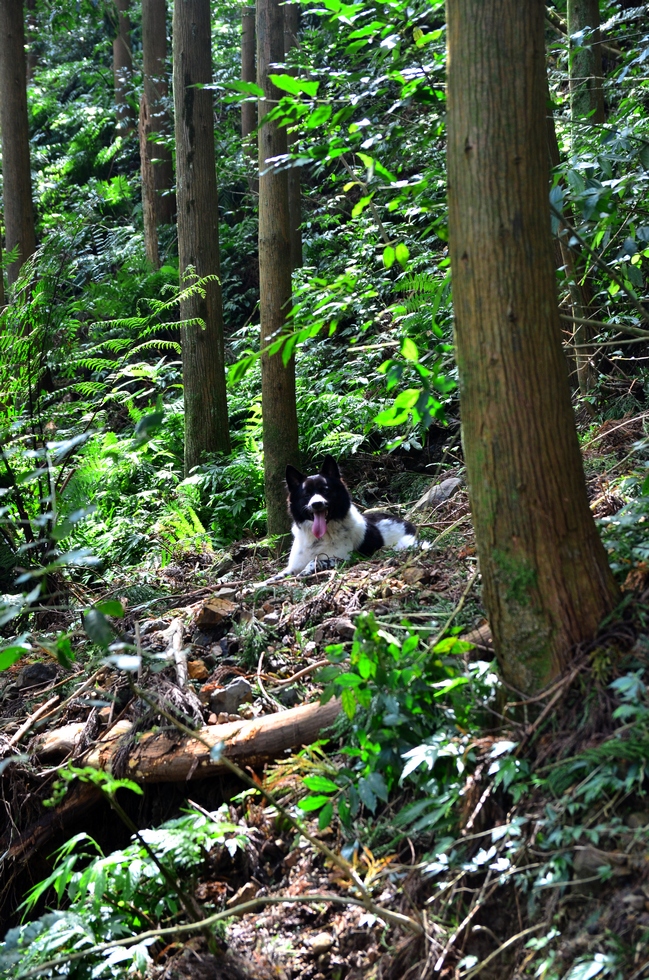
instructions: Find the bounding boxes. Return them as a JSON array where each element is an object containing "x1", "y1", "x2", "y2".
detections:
[
  {"x1": 447, "y1": 0, "x2": 618, "y2": 694},
  {"x1": 141, "y1": 0, "x2": 175, "y2": 260},
  {"x1": 568, "y1": 0, "x2": 605, "y2": 125},
  {"x1": 257, "y1": 0, "x2": 300, "y2": 535},
  {"x1": 0, "y1": 0, "x2": 36, "y2": 286},
  {"x1": 173, "y1": 0, "x2": 231, "y2": 474}
]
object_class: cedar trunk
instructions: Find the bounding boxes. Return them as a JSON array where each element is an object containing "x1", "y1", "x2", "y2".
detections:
[
  {"x1": 257, "y1": 0, "x2": 300, "y2": 535},
  {"x1": 567, "y1": 0, "x2": 605, "y2": 124},
  {"x1": 284, "y1": 2, "x2": 302, "y2": 270},
  {"x1": 241, "y1": 6, "x2": 257, "y2": 142},
  {"x1": 139, "y1": 94, "x2": 160, "y2": 268},
  {"x1": 0, "y1": 0, "x2": 36, "y2": 286},
  {"x1": 447, "y1": 0, "x2": 618, "y2": 694},
  {"x1": 173, "y1": 0, "x2": 231, "y2": 473},
  {"x1": 142, "y1": 0, "x2": 175, "y2": 228},
  {"x1": 113, "y1": 0, "x2": 136, "y2": 133}
]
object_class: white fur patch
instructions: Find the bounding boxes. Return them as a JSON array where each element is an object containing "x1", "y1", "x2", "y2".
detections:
[{"x1": 376, "y1": 518, "x2": 416, "y2": 550}]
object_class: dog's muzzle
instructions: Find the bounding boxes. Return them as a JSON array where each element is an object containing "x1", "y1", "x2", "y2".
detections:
[{"x1": 308, "y1": 494, "x2": 328, "y2": 539}]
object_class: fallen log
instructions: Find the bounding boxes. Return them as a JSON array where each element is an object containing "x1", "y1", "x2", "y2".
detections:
[{"x1": 34, "y1": 698, "x2": 342, "y2": 783}]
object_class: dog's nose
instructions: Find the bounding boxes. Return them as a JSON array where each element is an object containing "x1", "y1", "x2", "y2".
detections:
[{"x1": 308, "y1": 494, "x2": 327, "y2": 513}]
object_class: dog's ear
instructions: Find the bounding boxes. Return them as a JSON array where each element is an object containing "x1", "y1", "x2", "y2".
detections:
[
  {"x1": 320, "y1": 455, "x2": 341, "y2": 481},
  {"x1": 285, "y1": 464, "x2": 305, "y2": 491}
]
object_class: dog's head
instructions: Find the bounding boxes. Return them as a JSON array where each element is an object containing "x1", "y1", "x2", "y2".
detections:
[{"x1": 285, "y1": 455, "x2": 350, "y2": 538}]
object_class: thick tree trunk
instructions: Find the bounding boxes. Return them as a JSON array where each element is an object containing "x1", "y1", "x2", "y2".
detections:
[
  {"x1": 0, "y1": 0, "x2": 36, "y2": 286},
  {"x1": 257, "y1": 0, "x2": 300, "y2": 535},
  {"x1": 142, "y1": 0, "x2": 175, "y2": 227},
  {"x1": 173, "y1": 0, "x2": 231, "y2": 473},
  {"x1": 447, "y1": 0, "x2": 618, "y2": 694},
  {"x1": 567, "y1": 0, "x2": 605, "y2": 124},
  {"x1": 284, "y1": 2, "x2": 302, "y2": 270},
  {"x1": 113, "y1": 0, "x2": 136, "y2": 134}
]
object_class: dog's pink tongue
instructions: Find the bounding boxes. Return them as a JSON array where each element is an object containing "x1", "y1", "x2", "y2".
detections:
[{"x1": 312, "y1": 512, "x2": 327, "y2": 539}]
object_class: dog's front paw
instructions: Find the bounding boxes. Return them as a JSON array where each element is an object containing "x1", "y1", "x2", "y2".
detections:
[{"x1": 297, "y1": 556, "x2": 341, "y2": 577}]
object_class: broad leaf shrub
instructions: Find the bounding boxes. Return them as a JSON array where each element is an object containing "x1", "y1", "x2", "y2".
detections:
[
  {"x1": 0, "y1": 805, "x2": 249, "y2": 979},
  {"x1": 299, "y1": 611, "x2": 498, "y2": 832}
]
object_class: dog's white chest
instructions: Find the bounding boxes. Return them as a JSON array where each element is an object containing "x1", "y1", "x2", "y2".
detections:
[{"x1": 287, "y1": 505, "x2": 366, "y2": 574}]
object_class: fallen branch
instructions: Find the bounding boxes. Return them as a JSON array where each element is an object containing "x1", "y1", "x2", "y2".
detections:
[
  {"x1": 6, "y1": 695, "x2": 59, "y2": 749},
  {"x1": 34, "y1": 699, "x2": 342, "y2": 782}
]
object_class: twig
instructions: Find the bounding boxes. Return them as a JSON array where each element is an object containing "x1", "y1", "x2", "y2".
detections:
[
  {"x1": 433, "y1": 869, "x2": 494, "y2": 973},
  {"x1": 461, "y1": 922, "x2": 547, "y2": 979},
  {"x1": 516, "y1": 663, "x2": 583, "y2": 752},
  {"x1": 6, "y1": 695, "x2": 59, "y2": 749},
  {"x1": 559, "y1": 313, "x2": 649, "y2": 340},
  {"x1": 16, "y1": 892, "x2": 414, "y2": 980},
  {"x1": 428, "y1": 565, "x2": 480, "y2": 650},
  {"x1": 33, "y1": 667, "x2": 107, "y2": 727},
  {"x1": 256, "y1": 651, "x2": 284, "y2": 709},
  {"x1": 267, "y1": 659, "x2": 329, "y2": 687}
]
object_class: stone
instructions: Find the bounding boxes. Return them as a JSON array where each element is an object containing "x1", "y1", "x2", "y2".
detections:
[
  {"x1": 195, "y1": 597, "x2": 238, "y2": 628},
  {"x1": 311, "y1": 933, "x2": 334, "y2": 956},
  {"x1": 412, "y1": 476, "x2": 462, "y2": 512},
  {"x1": 187, "y1": 659, "x2": 209, "y2": 681},
  {"x1": 209, "y1": 677, "x2": 253, "y2": 714},
  {"x1": 226, "y1": 881, "x2": 258, "y2": 913},
  {"x1": 276, "y1": 686, "x2": 300, "y2": 708},
  {"x1": 17, "y1": 663, "x2": 57, "y2": 688},
  {"x1": 324, "y1": 617, "x2": 355, "y2": 640},
  {"x1": 263, "y1": 611, "x2": 280, "y2": 625}
]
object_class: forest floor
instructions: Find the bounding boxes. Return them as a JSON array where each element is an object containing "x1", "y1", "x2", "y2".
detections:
[{"x1": 3, "y1": 425, "x2": 649, "y2": 979}]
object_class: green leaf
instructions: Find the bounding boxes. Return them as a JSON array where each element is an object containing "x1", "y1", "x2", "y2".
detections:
[
  {"x1": 303, "y1": 775, "x2": 339, "y2": 794},
  {"x1": 401, "y1": 337, "x2": 419, "y2": 361},
  {"x1": 341, "y1": 687, "x2": 357, "y2": 719},
  {"x1": 357, "y1": 776, "x2": 377, "y2": 812},
  {"x1": 226, "y1": 79, "x2": 265, "y2": 98},
  {"x1": 0, "y1": 647, "x2": 25, "y2": 670},
  {"x1": 395, "y1": 243, "x2": 410, "y2": 267},
  {"x1": 95, "y1": 600, "x2": 125, "y2": 619},
  {"x1": 318, "y1": 801, "x2": 334, "y2": 830},
  {"x1": 383, "y1": 245, "x2": 396, "y2": 268},
  {"x1": 133, "y1": 411, "x2": 164, "y2": 447},
  {"x1": 83, "y1": 609, "x2": 114, "y2": 649},
  {"x1": 305, "y1": 104, "x2": 332, "y2": 128},
  {"x1": 269, "y1": 74, "x2": 319, "y2": 98},
  {"x1": 298, "y1": 794, "x2": 330, "y2": 812},
  {"x1": 337, "y1": 796, "x2": 351, "y2": 827},
  {"x1": 352, "y1": 193, "x2": 373, "y2": 218}
]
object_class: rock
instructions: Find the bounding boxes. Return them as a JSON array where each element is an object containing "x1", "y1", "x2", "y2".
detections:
[
  {"x1": 572, "y1": 846, "x2": 630, "y2": 892},
  {"x1": 627, "y1": 811, "x2": 649, "y2": 829},
  {"x1": 226, "y1": 881, "x2": 259, "y2": 913},
  {"x1": 208, "y1": 713, "x2": 217, "y2": 724},
  {"x1": 276, "y1": 686, "x2": 300, "y2": 708},
  {"x1": 17, "y1": 663, "x2": 57, "y2": 688},
  {"x1": 209, "y1": 677, "x2": 253, "y2": 714},
  {"x1": 311, "y1": 933, "x2": 334, "y2": 956},
  {"x1": 195, "y1": 597, "x2": 238, "y2": 628},
  {"x1": 263, "y1": 611, "x2": 280, "y2": 625},
  {"x1": 192, "y1": 631, "x2": 214, "y2": 648},
  {"x1": 402, "y1": 567, "x2": 427, "y2": 585},
  {"x1": 623, "y1": 893, "x2": 645, "y2": 911},
  {"x1": 98, "y1": 707, "x2": 112, "y2": 724},
  {"x1": 412, "y1": 476, "x2": 462, "y2": 512},
  {"x1": 139, "y1": 619, "x2": 169, "y2": 636},
  {"x1": 187, "y1": 659, "x2": 209, "y2": 681},
  {"x1": 324, "y1": 617, "x2": 355, "y2": 640}
]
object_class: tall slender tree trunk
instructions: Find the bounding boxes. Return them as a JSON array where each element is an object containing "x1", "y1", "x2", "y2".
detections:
[
  {"x1": 173, "y1": 0, "x2": 231, "y2": 474},
  {"x1": 113, "y1": 0, "x2": 136, "y2": 134},
  {"x1": 257, "y1": 0, "x2": 300, "y2": 535},
  {"x1": 139, "y1": 96, "x2": 160, "y2": 268},
  {"x1": 0, "y1": 0, "x2": 36, "y2": 286},
  {"x1": 142, "y1": 0, "x2": 175, "y2": 227},
  {"x1": 447, "y1": 0, "x2": 618, "y2": 694},
  {"x1": 25, "y1": 0, "x2": 37, "y2": 81},
  {"x1": 241, "y1": 6, "x2": 257, "y2": 142},
  {"x1": 546, "y1": 94, "x2": 596, "y2": 395},
  {"x1": 284, "y1": 2, "x2": 302, "y2": 270},
  {"x1": 567, "y1": 0, "x2": 605, "y2": 124}
]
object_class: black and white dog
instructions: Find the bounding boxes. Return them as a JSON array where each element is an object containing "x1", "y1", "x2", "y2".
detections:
[{"x1": 279, "y1": 455, "x2": 417, "y2": 577}]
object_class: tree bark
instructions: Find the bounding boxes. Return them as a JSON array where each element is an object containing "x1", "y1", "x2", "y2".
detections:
[
  {"x1": 241, "y1": 6, "x2": 257, "y2": 142},
  {"x1": 173, "y1": 0, "x2": 231, "y2": 473},
  {"x1": 25, "y1": 0, "x2": 37, "y2": 81},
  {"x1": 284, "y1": 2, "x2": 302, "y2": 270},
  {"x1": 0, "y1": 0, "x2": 36, "y2": 286},
  {"x1": 447, "y1": 0, "x2": 618, "y2": 694},
  {"x1": 142, "y1": 0, "x2": 175, "y2": 228},
  {"x1": 546, "y1": 93, "x2": 596, "y2": 395},
  {"x1": 258, "y1": 0, "x2": 300, "y2": 535},
  {"x1": 113, "y1": 0, "x2": 136, "y2": 134},
  {"x1": 139, "y1": 93, "x2": 160, "y2": 268},
  {"x1": 567, "y1": 0, "x2": 605, "y2": 124}
]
